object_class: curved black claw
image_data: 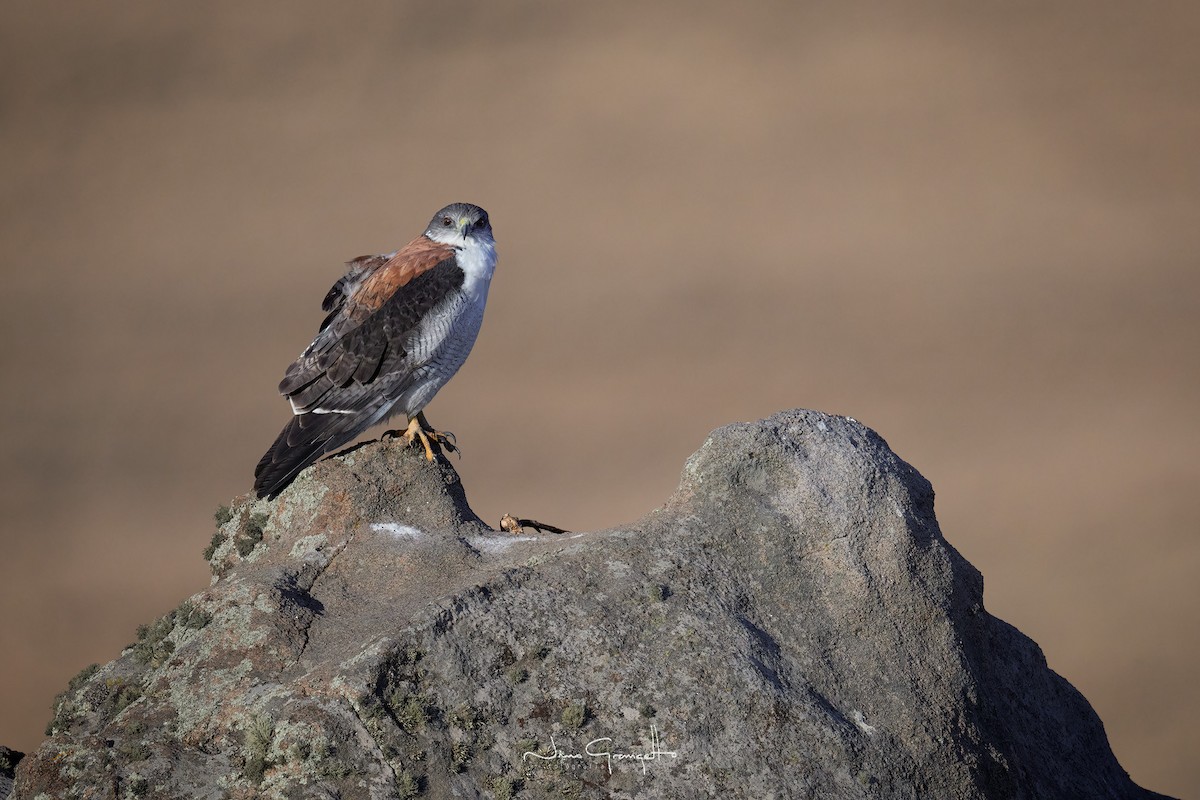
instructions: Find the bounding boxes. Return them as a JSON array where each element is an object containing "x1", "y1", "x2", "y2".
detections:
[{"x1": 432, "y1": 431, "x2": 461, "y2": 458}]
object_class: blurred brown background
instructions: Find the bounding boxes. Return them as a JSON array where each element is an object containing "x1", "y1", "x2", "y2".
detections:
[{"x1": 1, "y1": 1, "x2": 1197, "y2": 795}]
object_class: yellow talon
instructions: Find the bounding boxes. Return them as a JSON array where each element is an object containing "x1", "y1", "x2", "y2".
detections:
[{"x1": 401, "y1": 413, "x2": 457, "y2": 461}]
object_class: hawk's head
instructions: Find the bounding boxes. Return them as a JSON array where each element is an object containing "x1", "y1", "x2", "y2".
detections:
[{"x1": 424, "y1": 202, "x2": 492, "y2": 247}]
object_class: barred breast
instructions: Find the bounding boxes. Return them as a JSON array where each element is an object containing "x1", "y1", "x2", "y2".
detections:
[{"x1": 394, "y1": 287, "x2": 488, "y2": 418}]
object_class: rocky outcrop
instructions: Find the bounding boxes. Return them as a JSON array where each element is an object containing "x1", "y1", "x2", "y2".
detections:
[{"x1": 11, "y1": 410, "x2": 1169, "y2": 799}]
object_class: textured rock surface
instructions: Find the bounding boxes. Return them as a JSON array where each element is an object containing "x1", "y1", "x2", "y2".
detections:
[
  {"x1": 10, "y1": 410, "x2": 1169, "y2": 799},
  {"x1": 0, "y1": 747, "x2": 23, "y2": 800}
]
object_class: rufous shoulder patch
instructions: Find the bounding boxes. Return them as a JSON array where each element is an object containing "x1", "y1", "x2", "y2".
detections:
[{"x1": 353, "y1": 236, "x2": 455, "y2": 312}]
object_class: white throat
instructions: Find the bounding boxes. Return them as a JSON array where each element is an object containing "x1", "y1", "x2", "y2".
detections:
[{"x1": 455, "y1": 233, "x2": 497, "y2": 297}]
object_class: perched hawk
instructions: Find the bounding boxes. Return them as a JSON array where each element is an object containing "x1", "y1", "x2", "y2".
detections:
[{"x1": 253, "y1": 202, "x2": 496, "y2": 499}]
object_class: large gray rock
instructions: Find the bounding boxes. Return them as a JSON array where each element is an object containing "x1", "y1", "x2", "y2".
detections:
[{"x1": 11, "y1": 410, "x2": 1169, "y2": 799}]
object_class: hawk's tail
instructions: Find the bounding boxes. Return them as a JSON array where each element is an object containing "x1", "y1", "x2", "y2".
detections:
[{"x1": 253, "y1": 412, "x2": 361, "y2": 499}]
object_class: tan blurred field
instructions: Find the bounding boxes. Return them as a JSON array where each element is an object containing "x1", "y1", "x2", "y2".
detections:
[{"x1": 1, "y1": 2, "x2": 1197, "y2": 795}]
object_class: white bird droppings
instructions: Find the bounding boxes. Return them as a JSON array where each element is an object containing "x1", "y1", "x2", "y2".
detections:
[
  {"x1": 467, "y1": 535, "x2": 538, "y2": 553},
  {"x1": 371, "y1": 522, "x2": 424, "y2": 540},
  {"x1": 852, "y1": 710, "x2": 877, "y2": 734}
]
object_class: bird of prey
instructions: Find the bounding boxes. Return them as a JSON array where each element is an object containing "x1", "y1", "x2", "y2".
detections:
[{"x1": 253, "y1": 202, "x2": 496, "y2": 499}]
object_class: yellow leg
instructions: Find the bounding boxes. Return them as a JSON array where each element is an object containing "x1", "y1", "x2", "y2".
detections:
[
  {"x1": 401, "y1": 413, "x2": 458, "y2": 461},
  {"x1": 401, "y1": 416, "x2": 437, "y2": 461}
]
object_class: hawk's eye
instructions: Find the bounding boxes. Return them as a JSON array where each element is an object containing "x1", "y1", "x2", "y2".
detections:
[{"x1": 441, "y1": 216, "x2": 453, "y2": 227}]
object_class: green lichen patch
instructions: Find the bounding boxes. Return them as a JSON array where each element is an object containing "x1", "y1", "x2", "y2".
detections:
[
  {"x1": 491, "y1": 774, "x2": 523, "y2": 800},
  {"x1": 393, "y1": 645, "x2": 424, "y2": 668},
  {"x1": 44, "y1": 663, "x2": 100, "y2": 735},
  {"x1": 451, "y1": 740, "x2": 471, "y2": 773},
  {"x1": 448, "y1": 704, "x2": 482, "y2": 732},
  {"x1": 376, "y1": 642, "x2": 436, "y2": 736},
  {"x1": 175, "y1": 599, "x2": 212, "y2": 630},
  {"x1": 68, "y1": 663, "x2": 100, "y2": 692},
  {"x1": 44, "y1": 664, "x2": 145, "y2": 736},
  {"x1": 204, "y1": 505, "x2": 237, "y2": 566},
  {"x1": 236, "y1": 512, "x2": 269, "y2": 557},
  {"x1": 396, "y1": 768, "x2": 421, "y2": 799},
  {"x1": 116, "y1": 738, "x2": 152, "y2": 762},
  {"x1": 560, "y1": 700, "x2": 587, "y2": 731},
  {"x1": 241, "y1": 714, "x2": 275, "y2": 785},
  {"x1": 390, "y1": 691, "x2": 432, "y2": 734},
  {"x1": 125, "y1": 774, "x2": 150, "y2": 797},
  {"x1": 131, "y1": 614, "x2": 176, "y2": 667},
  {"x1": 202, "y1": 531, "x2": 227, "y2": 563},
  {"x1": 103, "y1": 677, "x2": 143, "y2": 718},
  {"x1": 556, "y1": 778, "x2": 585, "y2": 799},
  {"x1": 268, "y1": 716, "x2": 362, "y2": 787},
  {"x1": 245, "y1": 512, "x2": 268, "y2": 539}
]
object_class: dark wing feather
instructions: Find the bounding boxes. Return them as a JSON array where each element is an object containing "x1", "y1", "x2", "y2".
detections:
[
  {"x1": 254, "y1": 246, "x2": 465, "y2": 499},
  {"x1": 283, "y1": 257, "x2": 465, "y2": 405},
  {"x1": 286, "y1": 374, "x2": 336, "y2": 412},
  {"x1": 279, "y1": 238, "x2": 454, "y2": 398},
  {"x1": 254, "y1": 401, "x2": 372, "y2": 500},
  {"x1": 319, "y1": 254, "x2": 388, "y2": 330}
]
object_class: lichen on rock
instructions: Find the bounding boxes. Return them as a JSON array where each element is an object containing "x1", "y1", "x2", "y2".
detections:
[{"x1": 8, "y1": 411, "x2": 1172, "y2": 799}]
